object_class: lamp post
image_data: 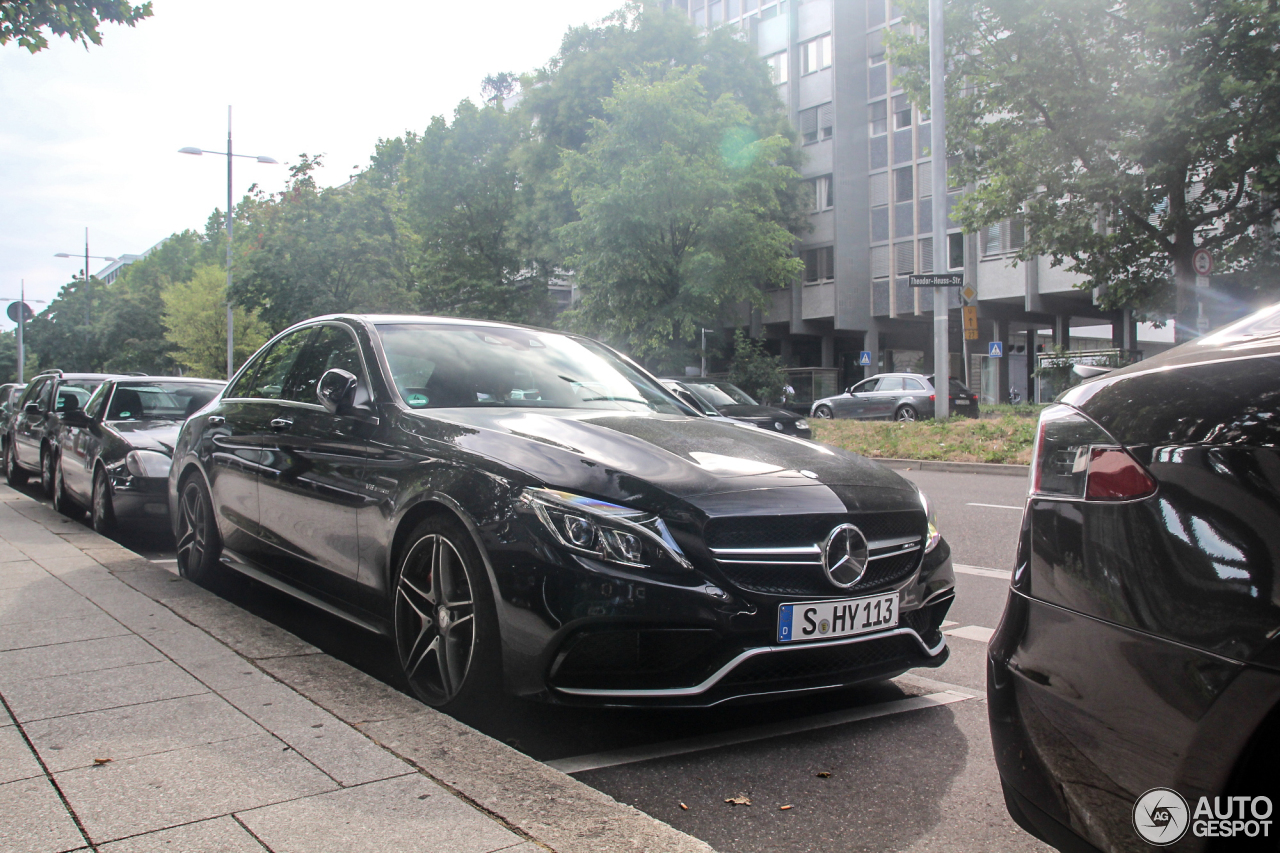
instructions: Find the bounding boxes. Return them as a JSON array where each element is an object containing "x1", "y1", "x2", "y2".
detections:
[
  {"x1": 929, "y1": 0, "x2": 950, "y2": 419},
  {"x1": 2, "y1": 282, "x2": 48, "y2": 383},
  {"x1": 180, "y1": 106, "x2": 279, "y2": 379},
  {"x1": 54, "y1": 228, "x2": 117, "y2": 371}
]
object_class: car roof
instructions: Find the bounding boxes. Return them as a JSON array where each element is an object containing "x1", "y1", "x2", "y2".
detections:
[
  {"x1": 112, "y1": 376, "x2": 226, "y2": 385},
  {"x1": 308, "y1": 314, "x2": 564, "y2": 337}
]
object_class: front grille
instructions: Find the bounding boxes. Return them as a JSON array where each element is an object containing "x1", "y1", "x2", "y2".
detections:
[
  {"x1": 717, "y1": 547, "x2": 922, "y2": 596},
  {"x1": 720, "y1": 634, "x2": 922, "y2": 686},
  {"x1": 704, "y1": 511, "x2": 925, "y2": 550}
]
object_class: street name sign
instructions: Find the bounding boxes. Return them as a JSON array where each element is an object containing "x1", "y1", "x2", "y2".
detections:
[{"x1": 908, "y1": 273, "x2": 963, "y2": 287}]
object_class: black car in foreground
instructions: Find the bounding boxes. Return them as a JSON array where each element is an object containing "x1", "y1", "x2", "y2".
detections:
[
  {"x1": 990, "y1": 303, "x2": 1280, "y2": 852},
  {"x1": 171, "y1": 315, "x2": 956, "y2": 709},
  {"x1": 665, "y1": 378, "x2": 813, "y2": 439},
  {"x1": 55, "y1": 377, "x2": 225, "y2": 533}
]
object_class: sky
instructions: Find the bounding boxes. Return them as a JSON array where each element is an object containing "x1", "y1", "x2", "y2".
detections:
[{"x1": 0, "y1": 0, "x2": 624, "y2": 329}]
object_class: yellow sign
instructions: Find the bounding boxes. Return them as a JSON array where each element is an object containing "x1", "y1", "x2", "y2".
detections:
[
  {"x1": 961, "y1": 284, "x2": 977, "y2": 302},
  {"x1": 965, "y1": 329, "x2": 979, "y2": 341},
  {"x1": 963, "y1": 306, "x2": 978, "y2": 341}
]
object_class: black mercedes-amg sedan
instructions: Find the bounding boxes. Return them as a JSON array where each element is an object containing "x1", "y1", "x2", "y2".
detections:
[
  {"x1": 170, "y1": 316, "x2": 956, "y2": 710},
  {"x1": 990, "y1": 303, "x2": 1280, "y2": 852}
]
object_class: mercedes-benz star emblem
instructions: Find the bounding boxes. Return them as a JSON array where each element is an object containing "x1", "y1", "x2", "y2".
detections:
[{"x1": 822, "y1": 523, "x2": 869, "y2": 588}]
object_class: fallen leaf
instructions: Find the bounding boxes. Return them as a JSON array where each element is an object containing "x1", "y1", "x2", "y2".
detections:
[
  {"x1": 725, "y1": 796, "x2": 751, "y2": 806},
  {"x1": 815, "y1": 771, "x2": 831, "y2": 778},
  {"x1": 93, "y1": 758, "x2": 112, "y2": 766},
  {"x1": 780, "y1": 805, "x2": 793, "y2": 811},
  {"x1": 679, "y1": 803, "x2": 689, "y2": 810}
]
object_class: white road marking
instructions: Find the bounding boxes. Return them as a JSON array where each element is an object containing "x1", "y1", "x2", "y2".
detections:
[
  {"x1": 149, "y1": 558, "x2": 177, "y2": 563},
  {"x1": 894, "y1": 673, "x2": 984, "y2": 699},
  {"x1": 965, "y1": 502, "x2": 1023, "y2": 510},
  {"x1": 954, "y1": 564, "x2": 1012, "y2": 580},
  {"x1": 945, "y1": 625, "x2": 996, "y2": 643},
  {"x1": 546, "y1": 691, "x2": 973, "y2": 774},
  {"x1": 940, "y1": 620, "x2": 959, "y2": 629}
]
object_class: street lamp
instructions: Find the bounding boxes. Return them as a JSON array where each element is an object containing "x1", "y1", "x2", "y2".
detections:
[
  {"x1": 54, "y1": 227, "x2": 116, "y2": 282},
  {"x1": 180, "y1": 106, "x2": 279, "y2": 379}
]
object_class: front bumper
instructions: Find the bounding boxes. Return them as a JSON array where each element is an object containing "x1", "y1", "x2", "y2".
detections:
[
  {"x1": 488, "y1": 516, "x2": 957, "y2": 707},
  {"x1": 107, "y1": 470, "x2": 171, "y2": 526}
]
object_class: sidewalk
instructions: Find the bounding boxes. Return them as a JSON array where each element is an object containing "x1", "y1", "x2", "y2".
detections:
[{"x1": 0, "y1": 485, "x2": 713, "y2": 853}]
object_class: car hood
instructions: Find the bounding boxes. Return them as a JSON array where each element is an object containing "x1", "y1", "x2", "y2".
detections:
[
  {"x1": 406, "y1": 408, "x2": 917, "y2": 516},
  {"x1": 714, "y1": 404, "x2": 802, "y2": 422},
  {"x1": 104, "y1": 419, "x2": 180, "y2": 454}
]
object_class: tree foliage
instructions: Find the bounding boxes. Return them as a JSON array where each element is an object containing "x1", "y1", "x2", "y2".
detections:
[
  {"x1": 889, "y1": 0, "x2": 1280, "y2": 324},
  {"x1": 1, "y1": 0, "x2": 152, "y2": 52},
  {"x1": 558, "y1": 67, "x2": 802, "y2": 368},
  {"x1": 163, "y1": 265, "x2": 270, "y2": 379},
  {"x1": 727, "y1": 329, "x2": 786, "y2": 405}
]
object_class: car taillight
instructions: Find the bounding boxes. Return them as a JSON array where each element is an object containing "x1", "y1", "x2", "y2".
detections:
[
  {"x1": 1031, "y1": 404, "x2": 1155, "y2": 501},
  {"x1": 929, "y1": 394, "x2": 935, "y2": 401}
]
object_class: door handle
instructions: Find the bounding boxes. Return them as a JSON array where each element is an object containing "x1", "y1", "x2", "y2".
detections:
[
  {"x1": 207, "y1": 415, "x2": 225, "y2": 426},
  {"x1": 270, "y1": 418, "x2": 293, "y2": 432}
]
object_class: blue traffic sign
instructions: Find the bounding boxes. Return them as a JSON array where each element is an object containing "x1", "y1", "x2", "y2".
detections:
[
  {"x1": 858, "y1": 351, "x2": 872, "y2": 366},
  {"x1": 989, "y1": 341, "x2": 1003, "y2": 358}
]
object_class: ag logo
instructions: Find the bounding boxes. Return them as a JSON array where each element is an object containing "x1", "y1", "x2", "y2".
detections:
[
  {"x1": 822, "y1": 523, "x2": 869, "y2": 588},
  {"x1": 1133, "y1": 788, "x2": 1189, "y2": 845}
]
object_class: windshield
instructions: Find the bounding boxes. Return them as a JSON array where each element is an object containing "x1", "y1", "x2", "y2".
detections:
[
  {"x1": 682, "y1": 380, "x2": 757, "y2": 407},
  {"x1": 376, "y1": 324, "x2": 685, "y2": 414},
  {"x1": 107, "y1": 382, "x2": 225, "y2": 421}
]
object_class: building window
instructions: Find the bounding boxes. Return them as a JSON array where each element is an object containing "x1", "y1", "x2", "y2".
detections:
[
  {"x1": 870, "y1": 172, "x2": 889, "y2": 207},
  {"x1": 870, "y1": 100, "x2": 888, "y2": 136},
  {"x1": 892, "y1": 94, "x2": 912, "y2": 130},
  {"x1": 948, "y1": 232, "x2": 965, "y2": 269},
  {"x1": 872, "y1": 205, "x2": 890, "y2": 241},
  {"x1": 868, "y1": 30, "x2": 886, "y2": 65},
  {"x1": 761, "y1": 2, "x2": 778, "y2": 19},
  {"x1": 871, "y1": 245, "x2": 890, "y2": 279},
  {"x1": 766, "y1": 51, "x2": 788, "y2": 84},
  {"x1": 982, "y1": 217, "x2": 1026, "y2": 256},
  {"x1": 803, "y1": 246, "x2": 835, "y2": 283},
  {"x1": 820, "y1": 102, "x2": 833, "y2": 140},
  {"x1": 801, "y1": 34, "x2": 833, "y2": 75},
  {"x1": 868, "y1": 63, "x2": 887, "y2": 98},
  {"x1": 799, "y1": 103, "x2": 833, "y2": 144},
  {"x1": 894, "y1": 166, "x2": 913, "y2": 202},
  {"x1": 894, "y1": 240, "x2": 914, "y2": 276},
  {"x1": 811, "y1": 175, "x2": 834, "y2": 211},
  {"x1": 919, "y1": 236, "x2": 934, "y2": 273}
]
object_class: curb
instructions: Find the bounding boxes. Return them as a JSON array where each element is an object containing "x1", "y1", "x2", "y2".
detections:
[
  {"x1": 871, "y1": 457, "x2": 1031, "y2": 477},
  {"x1": 0, "y1": 487, "x2": 715, "y2": 853}
]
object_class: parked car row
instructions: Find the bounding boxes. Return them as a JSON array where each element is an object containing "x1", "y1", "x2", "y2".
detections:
[{"x1": 2, "y1": 370, "x2": 224, "y2": 532}]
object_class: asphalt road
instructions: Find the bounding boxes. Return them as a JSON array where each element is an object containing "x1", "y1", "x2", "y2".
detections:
[{"x1": 21, "y1": 466, "x2": 1048, "y2": 853}]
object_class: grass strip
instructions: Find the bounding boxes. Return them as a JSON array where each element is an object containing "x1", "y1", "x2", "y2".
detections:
[{"x1": 812, "y1": 411, "x2": 1039, "y2": 465}]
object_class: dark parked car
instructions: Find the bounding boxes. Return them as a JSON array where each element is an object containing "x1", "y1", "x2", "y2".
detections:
[
  {"x1": 5, "y1": 370, "x2": 116, "y2": 495},
  {"x1": 810, "y1": 372, "x2": 978, "y2": 421},
  {"x1": 171, "y1": 315, "x2": 956, "y2": 710},
  {"x1": 990, "y1": 303, "x2": 1280, "y2": 853},
  {"x1": 54, "y1": 377, "x2": 225, "y2": 533},
  {"x1": 0, "y1": 382, "x2": 26, "y2": 429},
  {"x1": 661, "y1": 378, "x2": 812, "y2": 439}
]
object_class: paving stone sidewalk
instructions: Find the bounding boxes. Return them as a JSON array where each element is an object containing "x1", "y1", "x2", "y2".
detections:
[{"x1": 0, "y1": 485, "x2": 713, "y2": 853}]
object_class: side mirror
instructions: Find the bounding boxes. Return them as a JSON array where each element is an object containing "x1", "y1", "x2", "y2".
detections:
[
  {"x1": 317, "y1": 368, "x2": 359, "y2": 414},
  {"x1": 62, "y1": 409, "x2": 90, "y2": 428},
  {"x1": 24, "y1": 402, "x2": 41, "y2": 416}
]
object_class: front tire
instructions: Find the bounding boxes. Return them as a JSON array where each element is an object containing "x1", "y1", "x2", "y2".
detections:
[
  {"x1": 4, "y1": 440, "x2": 27, "y2": 486},
  {"x1": 814, "y1": 405, "x2": 833, "y2": 419},
  {"x1": 393, "y1": 515, "x2": 500, "y2": 710},
  {"x1": 895, "y1": 405, "x2": 919, "y2": 422},
  {"x1": 53, "y1": 455, "x2": 81, "y2": 518},
  {"x1": 40, "y1": 446, "x2": 55, "y2": 497},
  {"x1": 175, "y1": 474, "x2": 223, "y2": 583},
  {"x1": 91, "y1": 468, "x2": 116, "y2": 535}
]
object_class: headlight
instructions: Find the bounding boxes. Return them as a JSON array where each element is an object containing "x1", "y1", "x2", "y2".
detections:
[
  {"x1": 125, "y1": 450, "x2": 173, "y2": 479},
  {"x1": 520, "y1": 488, "x2": 691, "y2": 572},
  {"x1": 795, "y1": 418, "x2": 809, "y2": 430},
  {"x1": 920, "y1": 490, "x2": 941, "y2": 553}
]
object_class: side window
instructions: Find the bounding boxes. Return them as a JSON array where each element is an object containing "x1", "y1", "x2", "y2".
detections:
[
  {"x1": 83, "y1": 383, "x2": 109, "y2": 420},
  {"x1": 19, "y1": 378, "x2": 47, "y2": 411},
  {"x1": 248, "y1": 329, "x2": 315, "y2": 400},
  {"x1": 902, "y1": 378, "x2": 925, "y2": 391},
  {"x1": 876, "y1": 377, "x2": 905, "y2": 392},
  {"x1": 851, "y1": 379, "x2": 875, "y2": 394},
  {"x1": 226, "y1": 349, "x2": 269, "y2": 399},
  {"x1": 282, "y1": 325, "x2": 366, "y2": 404},
  {"x1": 40, "y1": 379, "x2": 56, "y2": 411}
]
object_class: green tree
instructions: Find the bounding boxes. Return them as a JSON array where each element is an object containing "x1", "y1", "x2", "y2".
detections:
[
  {"x1": 163, "y1": 264, "x2": 270, "y2": 379},
  {"x1": 889, "y1": 0, "x2": 1280, "y2": 333},
  {"x1": 517, "y1": 2, "x2": 804, "y2": 265},
  {"x1": 727, "y1": 330, "x2": 786, "y2": 405},
  {"x1": 400, "y1": 100, "x2": 552, "y2": 324},
  {"x1": 557, "y1": 67, "x2": 802, "y2": 369},
  {"x1": 235, "y1": 155, "x2": 412, "y2": 332},
  {"x1": 2, "y1": 0, "x2": 152, "y2": 52}
]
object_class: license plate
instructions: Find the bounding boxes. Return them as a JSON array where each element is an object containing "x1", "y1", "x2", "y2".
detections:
[
  {"x1": 954, "y1": 399, "x2": 970, "y2": 405},
  {"x1": 777, "y1": 593, "x2": 899, "y2": 643}
]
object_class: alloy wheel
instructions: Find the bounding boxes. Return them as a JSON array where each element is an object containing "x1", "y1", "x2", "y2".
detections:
[
  {"x1": 896, "y1": 406, "x2": 918, "y2": 422},
  {"x1": 395, "y1": 534, "x2": 477, "y2": 706},
  {"x1": 53, "y1": 456, "x2": 76, "y2": 517},
  {"x1": 41, "y1": 449, "x2": 55, "y2": 497},
  {"x1": 175, "y1": 480, "x2": 210, "y2": 575},
  {"x1": 92, "y1": 470, "x2": 115, "y2": 534},
  {"x1": 815, "y1": 405, "x2": 833, "y2": 419}
]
